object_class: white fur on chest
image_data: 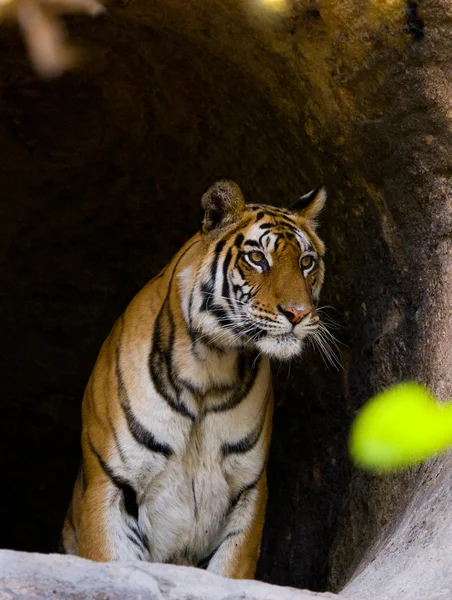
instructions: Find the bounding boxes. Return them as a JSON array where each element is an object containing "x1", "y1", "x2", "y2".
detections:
[
  {"x1": 134, "y1": 359, "x2": 270, "y2": 565},
  {"x1": 140, "y1": 442, "x2": 229, "y2": 564}
]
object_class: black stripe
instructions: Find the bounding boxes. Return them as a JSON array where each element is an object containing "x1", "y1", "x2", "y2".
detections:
[
  {"x1": 150, "y1": 315, "x2": 197, "y2": 420},
  {"x1": 180, "y1": 373, "x2": 238, "y2": 397},
  {"x1": 129, "y1": 520, "x2": 149, "y2": 552},
  {"x1": 126, "y1": 530, "x2": 146, "y2": 555},
  {"x1": 244, "y1": 239, "x2": 260, "y2": 247},
  {"x1": 177, "y1": 376, "x2": 200, "y2": 396},
  {"x1": 125, "y1": 518, "x2": 149, "y2": 556},
  {"x1": 258, "y1": 230, "x2": 272, "y2": 247},
  {"x1": 248, "y1": 323, "x2": 267, "y2": 340},
  {"x1": 274, "y1": 233, "x2": 284, "y2": 253},
  {"x1": 192, "y1": 479, "x2": 199, "y2": 519},
  {"x1": 234, "y1": 233, "x2": 244, "y2": 247},
  {"x1": 224, "y1": 528, "x2": 243, "y2": 540},
  {"x1": 210, "y1": 239, "x2": 226, "y2": 282},
  {"x1": 205, "y1": 237, "x2": 232, "y2": 322},
  {"x1": 116, "y1": 324, "x2": 174, "y2": 457},
  {"x1": 123, "y1": 486, "x2": 139, "y2": 520},
  {"x1": 259, "y1": 219, "x2": 299, "y2": 236},
  {"x1": 238, "y1": 352, "x2": 246, "y2": 380},
  {"x1": 208, "y1": 354, "x2": 261, "y2": 413},
  {"x1": 274, "y1": 214, "x2": 298, "y2": 227},
  {"x1": 273, "y1": 223, "x2": 299, "y2": 236},
  {"x1": 221, "y1": 420, "x2": 264, "y2": 456},
  {"x1": 232, "y1": 283, "x2": 242, "y2": 298},
  {"x1": 269, "y1": 207, "x2": 296, "y2": 218},
  {"x1": 221, "y1": 393, "x2": 268, "y2": 456},
  {"x1": 221, "y1": 247, "x2": 233, "y2": 304},
  {"x1": 203, "y1": 301, "x2": 239, "y2": 331},
  {"x1": 87, "y1": 437, "x2": 139, "y2": 519},
  {"x1": 198, "y1": 547, "x2": 218, "y2": 569},
  {"x1": 197, "y1": 529, "x2": 243, "y2": 570},
  {"x1": 236, "y1": 263, "x2": 246, "y2": 281},
  {"x1": 106, "y1": 409, "x2": 126, "y2": 463},
  {"x1": 228, "y1": 465, "x2": 265, "y2": 515},
  {"x1": 151, "y1": 269, "x2": 166, "y2": 282},
  {"x1": 120, "y1": 397, "x2": 174, "y2": 458},
  {"x1": 149, "y1": 242, "x2": 200, "y2": 421},
  {"x1": 187, "y1": 289, "x2": 196, "y2": 333}
]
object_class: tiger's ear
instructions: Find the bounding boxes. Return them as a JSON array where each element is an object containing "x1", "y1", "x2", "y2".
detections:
[
  {"x1": 201, "y1": 180, "x2": 246, "y2": 235},
  {"x1": 289, "y1": 185, "x2": 327, "y2": 228}
]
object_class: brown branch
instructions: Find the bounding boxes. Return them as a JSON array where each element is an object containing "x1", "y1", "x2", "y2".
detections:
[{"x1": 0, "y1": 0, "x2": 105, "y2": 78}]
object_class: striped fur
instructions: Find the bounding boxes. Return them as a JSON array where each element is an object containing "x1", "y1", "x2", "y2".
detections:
[{"x1": 61, "y1": 180, "x2": 327, "y2": 578}]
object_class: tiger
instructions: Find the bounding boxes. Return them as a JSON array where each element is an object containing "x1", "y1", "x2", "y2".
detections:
[{"x1": 61, "y1": 179, "x2": 327, "y2": 579}]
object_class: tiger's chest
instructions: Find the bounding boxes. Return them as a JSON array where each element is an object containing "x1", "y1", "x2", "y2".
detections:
[
  {"x1": 140, "y1": 424, "x2": 241, "y2": 564},
  {"x1": 130, "y1": 361, "x2": 272, "y2": 564}
]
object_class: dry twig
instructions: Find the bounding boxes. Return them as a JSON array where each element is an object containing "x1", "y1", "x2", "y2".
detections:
[{"x1": 0, "y1": 0, "x2": 105, "y2": 78}]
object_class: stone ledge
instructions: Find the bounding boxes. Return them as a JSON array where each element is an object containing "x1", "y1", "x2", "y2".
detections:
[{"x1": 0, "y1": 550, "x2": 345, "y2": 600}]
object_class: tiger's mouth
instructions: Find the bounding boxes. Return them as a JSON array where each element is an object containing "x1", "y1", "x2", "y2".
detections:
[
  {"x1": 253, "y1": 330, "x2": 305, "y2": 360},
  {"x1": 244, "y1": 317, "x2": 338, "y2": 364}
]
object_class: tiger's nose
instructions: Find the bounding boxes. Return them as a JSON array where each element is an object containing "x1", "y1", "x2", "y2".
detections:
[{"x1": 279, "y1": 306, "x2": 313, "y2": 325}]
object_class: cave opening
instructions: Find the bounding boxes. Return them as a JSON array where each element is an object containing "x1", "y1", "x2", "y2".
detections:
[{"x1": 1, "y1": 0, "x2": 452, "y2": 597}]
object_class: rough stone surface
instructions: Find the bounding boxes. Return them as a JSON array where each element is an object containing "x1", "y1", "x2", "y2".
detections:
[
  {"x1": 0, "y1": 550, "x2": 343, "y2": 600},
  {"x1": 342, "y1": 455, "x2": 452, "y2": 600},
  {"x1": 1, "y1": 0, "x2": 452, "y2": 597}
]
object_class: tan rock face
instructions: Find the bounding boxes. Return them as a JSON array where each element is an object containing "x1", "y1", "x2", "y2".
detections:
[{"x1": 1, "y1": 1, "x2": 452, "y2": 598}]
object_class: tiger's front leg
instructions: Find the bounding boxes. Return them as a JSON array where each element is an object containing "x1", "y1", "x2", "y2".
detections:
[
  {"x1": 206, "y1": 469, "x2": 268, "y2": 579},
  {"x1": 73, "y1": 437, "x2": 150, "y2": 562},
  {"x1": 77, "y1": 480, "x2": 149, "y2": 562}
]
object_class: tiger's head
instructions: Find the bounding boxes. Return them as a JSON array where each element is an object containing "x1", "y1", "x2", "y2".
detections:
[{"x1": 188, "y1": 180, "x2": 327, "y2": 361}]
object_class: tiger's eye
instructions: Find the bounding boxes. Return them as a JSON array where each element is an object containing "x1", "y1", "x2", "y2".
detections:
[
  {"x1": 250, "y1": 251, "x2": 266, "y2": 264},
  {"x1": 301, "y1": 255, "x2": 314, "y2": 269}
]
